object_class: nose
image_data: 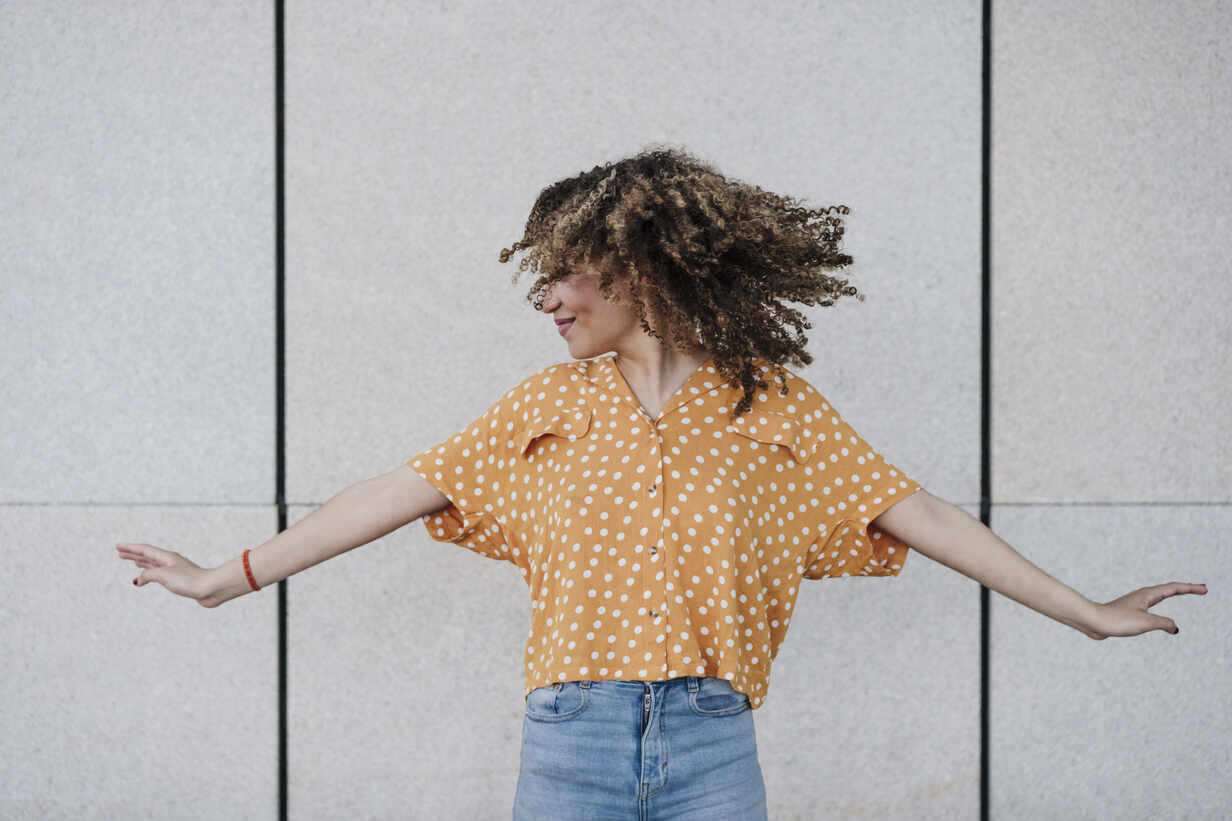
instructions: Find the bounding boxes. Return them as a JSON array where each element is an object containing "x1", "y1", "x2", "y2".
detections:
[{"x1": 537, "y1": 285, "x2": 560, "y2": 313}]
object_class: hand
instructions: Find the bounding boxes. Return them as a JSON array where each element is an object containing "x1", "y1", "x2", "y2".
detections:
[
  {"x1": 116, "y1": 543, "x2": 218, "y2": 608},
  {"x1": 1082, "y1": 582, "x2": 1208, "y2": 640}
]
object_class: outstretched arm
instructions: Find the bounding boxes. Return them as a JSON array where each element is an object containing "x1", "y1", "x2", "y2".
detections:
[
  {"x1": 119, "y1": 465, "x2": 450, "y2": 608},
  {"x1": 872, "y1": 490, "x2": 1208, "y2": 639},
  {"x1": 201, "y1": 465, "x2": 450, "y2": 605}
]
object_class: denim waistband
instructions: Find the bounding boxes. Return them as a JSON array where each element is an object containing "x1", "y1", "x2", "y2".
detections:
[{"x1": 558, "y1": 676, "x2": 720, "y2": 694}]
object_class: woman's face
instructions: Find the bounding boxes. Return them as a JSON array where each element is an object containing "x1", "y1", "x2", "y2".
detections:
[{"x1": 537, "y1": 262, "x2": 647, "y2": 359}]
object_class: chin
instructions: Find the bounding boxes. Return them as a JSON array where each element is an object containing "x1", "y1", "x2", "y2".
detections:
[
  {"x1": 563, "y1": 338, "x2": 603, "y2": 360},
  {"x1": 565, "y1": 345, "x2": 595, "y2": 360}
]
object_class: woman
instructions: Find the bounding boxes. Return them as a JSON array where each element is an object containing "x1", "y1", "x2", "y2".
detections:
[{"x1": 117, "y1": 146, "x2": 1207, "y2": 820}]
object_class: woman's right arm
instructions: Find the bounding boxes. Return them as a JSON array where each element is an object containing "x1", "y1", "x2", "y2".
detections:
[
  {"x1": 118, "y1": 465, "x2": 450, "y2": 608},
  {"x1": 205, "y1": 465, "x2": 450, "y2": 605}
]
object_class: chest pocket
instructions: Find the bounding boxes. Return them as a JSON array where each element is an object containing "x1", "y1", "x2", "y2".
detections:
[
  {"x1": 729, "y1": 410, "x2": 816, "y2": 466},
  {"x1": 516, "y1": 404, "x2": 593, "y2": 458}
]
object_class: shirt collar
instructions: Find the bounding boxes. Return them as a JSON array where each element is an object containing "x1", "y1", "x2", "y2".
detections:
[{"x1": 591, "y1": 352, "x2": 744, "y2": 421}]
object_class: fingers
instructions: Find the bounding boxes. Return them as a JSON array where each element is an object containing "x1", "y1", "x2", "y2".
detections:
[
  {"x1": 1143, "y1": 582, "x2": 1207, "y2": 607},
  {"x1": 115, "y1": 543, "x2": 172, "y2": 567},
  {"x1": 116, "y1": 545, "x2": 157, "y2": 571},
  {"x1": 1162, "y1": 582, "x2": 1208, "y2": 600},
  {"x1": 117, "y1": 553, "x2": 156, "y2": 569},
  {"x1": 115, "y1": 543, "x2": 150, "y2": 561},
  {"x1": 133, "y1": 567, "x2": 169, "y2": 588},
  {"x1": 1159, "y1": 582, "x2": 1206, "y2": 635},
  {"x1": 117, "y1": 544, "x2": 170, "y2": 587}
]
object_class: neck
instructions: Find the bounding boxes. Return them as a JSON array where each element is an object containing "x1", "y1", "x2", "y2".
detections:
[{"x1": 612, "y1": 346, "x2": 712, "y2": 417}]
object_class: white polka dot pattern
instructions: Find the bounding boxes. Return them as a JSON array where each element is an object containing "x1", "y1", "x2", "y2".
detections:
[{"x1": 406, "y1": 353, "x2": 923, "y2": 710}]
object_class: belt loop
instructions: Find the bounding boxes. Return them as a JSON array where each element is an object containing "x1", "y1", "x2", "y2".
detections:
[
  {"x1": 579, "y1": 680, "x2": 592, "y2": 690},
  {"x1": 686, "y1": 676, "x2": 699, "y2": 694}
]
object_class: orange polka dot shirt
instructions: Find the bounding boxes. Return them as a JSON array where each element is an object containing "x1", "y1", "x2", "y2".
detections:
[{"x1": 406, "y1": 353, "x2": 923, "y2": 710}]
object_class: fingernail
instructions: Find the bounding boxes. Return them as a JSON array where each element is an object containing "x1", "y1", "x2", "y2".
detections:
[{"x1": 133, "y1": 579, "x2": 138, "y2": 585}]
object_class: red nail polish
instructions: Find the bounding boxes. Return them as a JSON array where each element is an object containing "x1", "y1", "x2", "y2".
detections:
[{"x1": 133, "y1": 579, "x2": 138, "y2": 585}]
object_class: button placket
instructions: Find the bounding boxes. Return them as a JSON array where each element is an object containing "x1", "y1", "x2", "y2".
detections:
[
  {"x1": 650, "y1": 420, "x2": 665, "y2": 667},
  {"x1": 652, "y1": 418, "x2": 669, "y2": 673},
  {"x1": 647, "y1": 420, "x2": 660, "y2": 564},
  {"x1": 645, "y1": 417, "x2": 661, "y2": 499},
  {"x1": 648, "y1": 421, "x2": 662, "y2": 544},
  {"x1": 627, "y1": 388, "x2": 673, "y2": 676}
]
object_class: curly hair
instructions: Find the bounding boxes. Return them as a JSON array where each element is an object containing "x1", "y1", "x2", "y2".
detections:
[{"x1": 498, "y1": 145, "x2": 862, "y2": 419}]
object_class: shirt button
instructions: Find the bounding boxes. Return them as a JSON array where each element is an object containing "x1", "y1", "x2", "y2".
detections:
[
  {"x1": 649, "y1": 545, "x2": 658, "y2": 555},
  {"x1": 648, "y1": 483, "x2": 657, "y2": 493},
  {"x1": 650, "y1": 609, "x2": 659, "y2": 617}
]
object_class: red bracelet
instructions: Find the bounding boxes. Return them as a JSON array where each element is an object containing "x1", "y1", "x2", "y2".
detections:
[{"x1": 242, "y1": 548, "x2": 261, "y2": 591}]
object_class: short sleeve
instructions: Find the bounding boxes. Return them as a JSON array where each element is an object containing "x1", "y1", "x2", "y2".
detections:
[
  {"x1": 405, "y1": 385, "x2": 524, "y2": 565},
  {"x1": 802, "y1": 399, "x2": 923, "y2": 579}
]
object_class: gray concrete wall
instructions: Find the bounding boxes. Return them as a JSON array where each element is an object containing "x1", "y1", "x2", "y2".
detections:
[{"x1": 2, "y1": 1, "x2": 1226, "y2": 818}]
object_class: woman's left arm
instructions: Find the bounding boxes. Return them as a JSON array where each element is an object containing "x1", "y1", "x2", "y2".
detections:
[{"x1": 872, "y1": 490, "x2": 1208, "y2": 640}]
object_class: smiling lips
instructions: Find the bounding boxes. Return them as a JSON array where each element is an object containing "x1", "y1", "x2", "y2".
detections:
[{"x1": 557, "y1": 318, "x2": 575, "y2": 336}]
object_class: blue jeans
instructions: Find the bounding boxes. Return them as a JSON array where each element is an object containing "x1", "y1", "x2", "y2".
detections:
[{"x1": 513, "y1": 676, "x2": 768, "y2": 820}]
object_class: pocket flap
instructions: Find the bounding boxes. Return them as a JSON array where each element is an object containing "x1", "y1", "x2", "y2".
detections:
[
  {"x1": 517, "y1": 404, "x2": 593, "y2": 457},
  {"x1": 729, "y1": 410, "x2": 815, "y2": 465}
]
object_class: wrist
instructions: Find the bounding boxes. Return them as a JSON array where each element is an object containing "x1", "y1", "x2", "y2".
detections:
[
  {"x1": 204, "y1": 557, "x2": 256, "y2": 605},
  {"x1": 1068, "y1": 599, "x2": 1106, "y2": 639}
]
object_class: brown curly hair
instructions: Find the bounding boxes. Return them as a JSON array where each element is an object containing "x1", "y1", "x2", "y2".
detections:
[{"x1": 498, "y1": 145, "x2": 862, "y2": 419}]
